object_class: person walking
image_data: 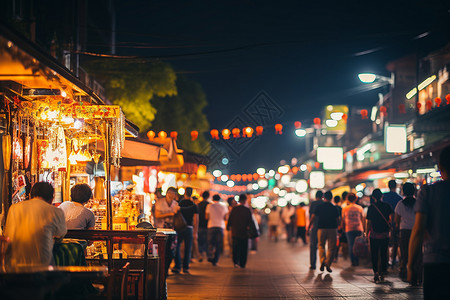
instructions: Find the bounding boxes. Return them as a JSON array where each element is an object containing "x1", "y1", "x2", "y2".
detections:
[
  {"x1": 394, "y1": 182, "x2": 417, "y2": 280},
  {"x1": 173, "y1": 187, "x2": 198, "y2": 274},
  {"x1": 308, "y1": 190, "x2": 324, "y2": 269},
  {"x1": 341, "y1": 193, "x2": 365, "y2": 267},
  {"x1": 268, "y1": 206, "x2": 281, "y2": 242},
  {"x1": 197, "y1": 191, "x2": 210, "y2": 262},
  {"x1": 309, "y1": 191, "x2": 340, "y2": 273},
  {"x1": 366, "y1": 189, "x2": 393, "y2": 283},
  {"x1": 409, "y1": 145, "x2": 450, "y2": 298},
  {"x1": 227, "y1": 194, "x2": 255, "y2": 268},
  {"x1": 383, "y1": 179, "x2": 402, "y2": 266},
  {"x1": 281, "y1": 203, "x2": 296, "y2": 243},
  {"x1": 295, "y1": 203, "x2": 307, "y2": 245},
  {"x1": 205, "y1": 194, "x2": 228, "y2": 266}
]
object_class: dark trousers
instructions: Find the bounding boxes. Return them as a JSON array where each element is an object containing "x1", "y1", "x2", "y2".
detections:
[
  {"x1": 369, "y1": 238, "x2": 389, "y2": 274},
  {"x1": 399, "y1": 229, "x2": 411, "y2": 276},
  {"x1": 285, "y1": 223, "x2": 295, "y2": 242},
  {"x1": 424, "y1": 263, "x2": 450, "y2": 300},
  {"x1": 310, "y1": 228, "x2": 318, "y2": 268},
  {"x1": 232, "y1": 237, "x2": 249, "y2": 268},
  {"x1": 207, "y1": 227, "x2": 224, "y2": 264},
  {"x1": 165, "y1": 234, "x2": 176, "y2": 275},
  {"x1": 174, "y1": 226, "x2": 193, "y2": 271},
  {"x1": 198, "y1": 227, "x2": 208, "y2": 255},
  {"x1": 296, "y1": 226, "x2": 307, "y2": 244}
]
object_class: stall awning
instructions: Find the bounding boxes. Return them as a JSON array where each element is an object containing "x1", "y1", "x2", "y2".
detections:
[{"x1": 98, "y1": 137, "x2": 162, "y2": 166}]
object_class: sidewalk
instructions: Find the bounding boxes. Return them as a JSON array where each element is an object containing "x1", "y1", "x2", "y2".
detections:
[{"x1": 166, "y1": 235, "x2": 422, "y2": 299}]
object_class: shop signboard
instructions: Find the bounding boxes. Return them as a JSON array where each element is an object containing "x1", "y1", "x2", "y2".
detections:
[
  {"x1": 317, "y1": 147, "x2": 343, "y2": 170},
  {"x1": 385, "y1": 124, "x2": 407, "y2": 153},
  {"x1": 310, "y1": 171, "x2": 325, "y2": 189}
]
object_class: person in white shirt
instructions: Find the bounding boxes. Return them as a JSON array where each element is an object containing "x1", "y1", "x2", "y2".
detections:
[
  {"x1": 5, "y1": 182, "x2": 67, "y2": 270},
  {"x1": 205, "y1": 194, "x2": 228, "y2": 266},
  {"x1": 59, "y1": 183, "x2": 95, "y2": 230}
]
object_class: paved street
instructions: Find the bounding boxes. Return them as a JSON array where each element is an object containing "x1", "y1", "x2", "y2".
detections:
[{"x1": 166, "y1": 235, "x2": 422, "y2": 299}]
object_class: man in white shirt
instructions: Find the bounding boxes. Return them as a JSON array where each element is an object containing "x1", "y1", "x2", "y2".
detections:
[
  {"x1": 205, "y1": 194, "x2": 228, "y2": 266},
  {"x1": 59, "y1": 183, "x2": 95, "y2": 230},
  {"x1": 5, "y1": 182, "x2": 67, "y2": 270}
]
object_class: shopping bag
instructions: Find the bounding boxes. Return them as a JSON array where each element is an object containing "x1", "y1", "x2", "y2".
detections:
[
  {"x1": 247, "y1": 215, "x2": 260, "y2": 239},
  {"x1": 353, "y1": 235, "x2": 369, "y2": 258}
]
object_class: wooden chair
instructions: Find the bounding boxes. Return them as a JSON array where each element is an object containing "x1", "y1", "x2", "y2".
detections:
[
  {"x1": 0, "y1": 236, "x2": 10, "y2": 272},
  {"x1": 106, "y1": 262, "x2": 130, "y2": 300}
]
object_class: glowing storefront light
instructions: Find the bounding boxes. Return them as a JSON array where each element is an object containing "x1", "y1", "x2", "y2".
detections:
[
  {"x1": 256, "y1": 167, "x2": 266, "y2": 175},
  {"x1": 310, "y1": 171, "x2": 325, "y2": 189},
  {"x1": 325, "y1": 120, "x2": 338, "y2": 128},
  {"x1": 227, "y1": 180, "x2": 235, "y2": 187},
  {"x1": 220, "y1": 175, "x2": 229, "y2": 182},
  {"x1": 213, "y1": 170, "x2": 222, "y2": 177},
  {"x1": 277, "y1": 198, "x2": 287, "y2": 207},
  {"x1": 295, "y1": 129, "x2": 307, "y2": 137},
  {"x1": 317, "y1": 147, "x2": 343, "y2": 170},
  {"x1": 278, "y1": 165, "x2": 289, "y2": 174},
  {"x1": 406, "y1": 75, "x2": 437, "y2": 99},
  {"x1": 295, "y1": 179, "x2": 308, "y2": 193},
  {"x1": 385, "y1": 125, "x2": 407, "y2": 153}
]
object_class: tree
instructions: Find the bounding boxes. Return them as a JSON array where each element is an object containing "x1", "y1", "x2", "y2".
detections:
[
  {"x1": 150, "y1": 75, "x2": 210, "y2": 154},
  {"x1": 83, "y1": 59, "x2": 177, "y2": 130}
]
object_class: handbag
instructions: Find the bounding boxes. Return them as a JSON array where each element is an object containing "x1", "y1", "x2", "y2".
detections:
[
  {"x1": 247, "y1": 215, "x2": 260, "y2": 239},
  {"x1": 352, "y1": 235, "x2": 369, "y2": 258},
  {"x1": 173, "y1": 211, "x2": 188, "y2": 232}
]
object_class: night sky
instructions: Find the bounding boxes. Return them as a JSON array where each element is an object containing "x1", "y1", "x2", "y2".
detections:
[{"x1": 114, "y1": 0, "x2": 450, "y2": 174}]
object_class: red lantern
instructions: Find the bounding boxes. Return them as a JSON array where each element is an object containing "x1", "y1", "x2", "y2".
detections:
[
  {"x1": 313, "y1": 118, "x2": 321, "y2": 127},
  {"x1": 416, "y1": 102, "x2": 422, "y2": 111},
  {"x1": 210, "y1": 129, "x2": 219, "y2": 140},
  {"x1": 256, "y1": 126, "x2": 263, "y2": 136},
  {"x1": 426, "y1": 100, "x2": 432, "y2": 111},
  {"x1": 446, "y1": 94, "x2": 450, "y2": 105},
  {"x1": 147, "y1": 130, "x2": 155, "y2": 141},
  {"x1": 360, "y1": 109, "x2": 368, "y2": 119},
  {"x1": 253, "y1": 173, "x2": 259, "y2": 181},
  {"x1": 398, "y1": 104, "x2": 406, "y2": 114},
  {"x1": 222, "y1": 129, "x2": 231, "y2": 140},
  {"x1": 242, "y1": 174, "x2": 248, "y2": 181},
  {"x1": 379, "y1": 105, "x2": 387, "y2": 116},
  {"x1": 243, "y1": 127, "x2": 254, "y2": 138},
  {"x1": 292, "y1": 166, "x2": 298, "y2": 175},
  {"x1": 435, "y1": 97, "x2": 442, "y2": 107},
  {"x1": 294, "y1": 121, "x2": 302, "y2": 129},
  {"x1": 232, "y1": 128, "x2": 240, "y2": 138},
  {"x1": 314, "y1": 162, "x2": 320, "y2": 169},
  {"x1": 230, "y1": 174, "x2": 236, "y2": 181},
  {"x1": 191, "y1": 130, "x2": 199, "y2": 141},
  {"x1": 275, "y1": 124, "x2": 283, "y2": 135},
  {"x1": 236, "y1": 174, "x2": 242, "y2": 181},
  {"x1": 170, "y1": 131, "x2": 178, "y2": 140},
  {"x1": 341, "y1": 114, "x2": 348, "y2": 121},
  {"x1": 158, "y1": 131, "x2": 167, "y2": 139}
]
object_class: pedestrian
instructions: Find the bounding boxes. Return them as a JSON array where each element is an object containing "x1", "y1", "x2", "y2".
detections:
[
  {"x1": 227, "y1": 194, "x2": 255, "y2": 268},
  {"x1": 225, "y1": 196, "x2": 237, "y2": 256},
  {"x1": 295, "y1": 202, "x2": 307, "y2": 245},
  {"x1": 197, "y1": 191, "x2": 210, "y2": 262},
  {"x1": 309, "y1": 191, "x2": 340, "y2": 272},
  {"x1": 383, "y1": 179, "x2": 402, "y2": 267},
  {"x1": 333, "y1": 195, "x2": 343, "y2": 262},
  {"x1": 205, "y1": 194, "x2": 228, "y2": 266},
  {"x1": 154, "y1": 187, "x2": 180, "y2": 276},
  {"x1": 341, "y1": 193, "x2": 365, "y2": 267},
  {"x1": 308, "y1": 190, "x2": 324, "y2": 270},
  {"x1": 268, "y1": 206, "x2": 281, "y2": 242},
  {"x1": 173, "y1": 187, "x2": 198, "y2": 274},
  {"x1": 409, "y1": 145, "x2": 450, "y2": 298},
  {"x1": 394, "y1": 182, "x2": 417, "y2": 280},
  {"x1": 281, "y1": 202, "x2": 296, "y2": 243},
  {"x1": 5, "y1": 182, "x2": 67, "y2": 270},
  {"x1": 366, "y1": 189, "x2": 393, "y2": 283}
]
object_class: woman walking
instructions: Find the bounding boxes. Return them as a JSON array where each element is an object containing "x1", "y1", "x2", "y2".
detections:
[
  {"x1": 341, "y1": 193, "x2": 365, "y2": 267},
  {"x1": 366, "y1": 189, "x2": 393, "y2": 283}
]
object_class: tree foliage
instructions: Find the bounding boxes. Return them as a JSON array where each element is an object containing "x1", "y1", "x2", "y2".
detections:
[
  {"x1": 151, "y1": 75, "x2": 210, "y2": 154},
  {"x1": 83, "y1": 59, "x2": 177, "y2": 130}
]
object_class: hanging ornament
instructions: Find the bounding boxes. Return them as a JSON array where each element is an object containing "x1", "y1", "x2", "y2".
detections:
[
  {"x1": 256, "y1": 126, "x2": 263, "y2": 136},
  {"x1": 222, "y1": 129, "x2": 231, "y2": 140},
  {"x1": 314, "y1": 162, "x2": 320, "y2": 169},
  {"x1": 446, "y1": 94, "x2": 450, "y2": 105},
  {"x1": 147, "y1": 131, "x2": 155, "y2": 141},
  {"x1": 292, "y1": 166, "x2": 299, "y2": 175},
  {"x1": 434, "y1": 97, "x2": 442, "y2": 107},
  {"x1": 191, "y1": 130, "x2": 198, "y2": 141},
  {"x1": 416, "y1": 102, "x2": 422, "y2": 111},
  {"x1": 210, "y1": 129, "x2": 219, "y2": 140},
  {"x1": 398, "y1": 104, "x2": 406, "y2": 114},
  {"x1": 232, "y1": 128, "x2": 240, "y2": 138},
  {"x1": 360, "y1": 109, "x2": 368, "y2": 119},
  {"x1": 274, "y1": 124, "x2": 283, "y2": 135},
  {"x1": 158, "y1": 131, "x2": 167, "y2": 139},
  {"x1": 247, "y1": 174, "x2": 252, "y2": 181},
  {"x1": 341, "y1": 114, "x2": 348, "y2": 121},
  {"x1": 379, "y1": 106, "x2": 387, "y2": 116},
  {"x1": 242, "y1": 174, "x2": 248, "y2": 181},
  {"x1": 170, "y1": 131, "x2": 178, "y2": 140},
  {"x1": 236, "y1": 174, "x2": 242, "y2": 181},
  {"x1": 230, "y1": 174, "x2": 236, "y2": 181},
  {"x1": 253, "y1": 173, "x2": 259, "y2": 180},
  {"x1": 313, "y1": 118, "x2": 321, "y2": 127},
  {"x1": 243, "y1": 127, "x2": 254, "y2": 138},
  {"x1": 426, "y1": 100, "x2": 433, "y2": 111},
  {"x1": 294, "y1": 121, "x2": 302, "y2": 129}
]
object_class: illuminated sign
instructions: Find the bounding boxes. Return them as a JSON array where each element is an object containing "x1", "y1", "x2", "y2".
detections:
[
  {"x1": 317, "y1": 147, "x2": 344, "y2": 170},
  {"x1": 323, "y1": 105, "x2": 349, "y2": 133},
  {"x1": 310, "y1": 171, "x2": 325, "y2": 189},
  {"x1": 385, "y1": 125, "x2": 407, "y2": 153}
]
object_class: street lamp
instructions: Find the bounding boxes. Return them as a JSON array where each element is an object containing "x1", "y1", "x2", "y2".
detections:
[{"x1": 358, "y1": 73, "x2": 395, "y2": 87}]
